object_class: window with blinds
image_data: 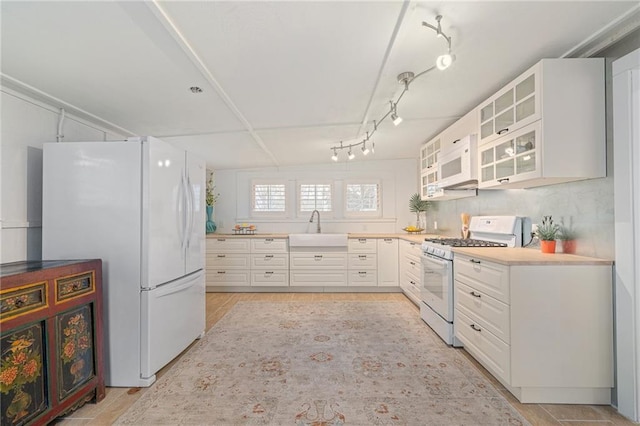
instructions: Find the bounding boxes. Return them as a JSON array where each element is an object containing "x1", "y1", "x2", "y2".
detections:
[
  {"x1": 345, "y1": 182, "x2": 380, "y2": 217},
  {"x1": 252, "y1": 182, "x2": 286, "y2": 213},
  {"x1": 298, "y1": 183, "x2": 332, "y2": 213}
]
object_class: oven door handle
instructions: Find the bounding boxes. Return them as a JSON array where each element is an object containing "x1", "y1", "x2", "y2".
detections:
[{"x1": 421, "y1": 253, "x2": 450, "y2": 271}]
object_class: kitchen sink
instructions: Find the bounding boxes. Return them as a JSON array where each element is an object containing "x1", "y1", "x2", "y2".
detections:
[{"x1": 288, "y1": 233, "x2": 348, "y2": 247}]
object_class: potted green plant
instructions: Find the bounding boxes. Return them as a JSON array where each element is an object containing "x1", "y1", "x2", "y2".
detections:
[
  {"x1": 406, "y1": 193, "x2": 429, "y2": 233},
  {"x1": 558, "y1": 217, "x2": 578, "y2": 254},
  {"x1": 205, "y1": 172, "x2": 219, "y2": 234},
  {"x1": 536, "y1": 215, "x2": 559, "y2": 253}
]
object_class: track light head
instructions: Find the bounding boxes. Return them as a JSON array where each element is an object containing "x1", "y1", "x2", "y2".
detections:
[
  {"x1": 361, "y1": 143, "x2": 370, "y2": 156},
  {"x1": 348, "y1": 149, "x2": 355, "y2": 160},
  {"x1": 436, "y1": 53, "x2": 454, "y2": 70},
  {"x1": 391, "y1": 112, "x2": 403, "y2": 126},
  {"x1": 331, "y1": 148, "x2": 338, "y2": 162}
]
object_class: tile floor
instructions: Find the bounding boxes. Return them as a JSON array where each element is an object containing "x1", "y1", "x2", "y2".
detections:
[{"x1": 54, "y1": 292, "x2": 637, "y2": 426}]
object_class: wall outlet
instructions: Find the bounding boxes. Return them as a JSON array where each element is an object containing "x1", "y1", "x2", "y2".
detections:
[{"x1": 531, "y1": 223, "x2": 538, "y2": 235}]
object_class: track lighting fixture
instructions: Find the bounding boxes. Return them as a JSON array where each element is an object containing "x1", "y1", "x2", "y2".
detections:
[{"x1": 328, "y1": 15, "x2": 456, "y2": 162}]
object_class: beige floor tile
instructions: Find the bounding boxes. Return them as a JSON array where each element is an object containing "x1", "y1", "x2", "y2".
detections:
[{"x1": 541, "y1": 404, "x2": 621, "y2": 422}]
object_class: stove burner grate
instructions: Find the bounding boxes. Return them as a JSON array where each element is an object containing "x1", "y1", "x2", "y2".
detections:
[{"x1": 424, "y1": 238, "x2": 507, "y2": 248}]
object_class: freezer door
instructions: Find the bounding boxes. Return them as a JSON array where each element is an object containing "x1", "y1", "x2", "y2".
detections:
[
  {"x1": 185, "y1": 152, "x2": 206, "y2": 274},
  {"x1": 142, "y1": 137, "x2": 187, "y2": 288},
  {"x1": 140, "y1": 270, "x2": 205, "y2": 381}
]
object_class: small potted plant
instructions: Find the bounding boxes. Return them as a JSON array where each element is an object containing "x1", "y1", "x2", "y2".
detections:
[
  {"x1": 536, "y1": 215, "x2": 559, "y2": 253},
  {"x1": 406, "y1": 193, "x2": 429, "y2": 233},
  {"x1": 558, "y1": 217, "x2": 578, "y2": 254}
]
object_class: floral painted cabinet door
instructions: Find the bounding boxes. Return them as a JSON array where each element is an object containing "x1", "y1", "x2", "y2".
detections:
[
  {"x1": 0, "y1": 323, "x2": 47, "y2": 425},
  {"x1": 57, "y1": 305, "x2": 96, "y2": 400}
]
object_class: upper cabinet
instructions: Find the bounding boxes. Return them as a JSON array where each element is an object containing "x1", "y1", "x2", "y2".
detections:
[
  {"x1": 477, "y1": 58, "x2": 605, "y2": 189},
  {"x1": 479, "y1": 71, "x2": 539, "y2": 145},
  {"x1": 420, "y1": 136, "x2": 440, "y2": 199}
]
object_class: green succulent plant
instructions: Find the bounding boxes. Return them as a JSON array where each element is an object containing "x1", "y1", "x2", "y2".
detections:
[{"x1": 536, "y1": 215, "x2": 559, "y2": 241}]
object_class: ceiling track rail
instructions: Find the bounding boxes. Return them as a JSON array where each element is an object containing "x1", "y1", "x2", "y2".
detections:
[
  {"x1": 1, "y1": 73, "x2": 136, "y2": 137},
  {"x1": 147, "y1": 1, "x2": 280, "y2": 167},
  {"x1": 356, "y1": 0, "x2": 412, "y2": 138}
]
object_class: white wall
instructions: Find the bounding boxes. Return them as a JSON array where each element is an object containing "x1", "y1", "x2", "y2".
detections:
[
  {"x1": 0, "y1": 89, "x2": 125, "y2": 263},
  {"x1": 213, "y1": 159, "x2": 419, "y2": 235}
]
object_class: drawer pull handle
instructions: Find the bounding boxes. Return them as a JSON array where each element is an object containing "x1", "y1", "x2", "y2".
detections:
[
  {"x1": 452, "y1": 138, "x2": 460, "y2": 144},
  {"x1": 359, "y1": 255, "x2": 367, "y2": 259},
  {"x1": 409, "y1": 280, "x2": 416, "y2": 285},
  {"x1": 498, "y1": 178, "x2": 510, "y2": 184},
  {"x1": 265, "y1": 255, "x2": 274, "y2": 259},
  {"x1": 359, "y1": 272, "x2": 367, "y2": 276},
  {"x1": 314, "y1": 255, "x2": 323, "y2": 260},
  {"x1": 469, "y1": 259, "x2": 481, "y2": 264},
  {"x1": 265, "y1": 271, "x2": 273, "y2": 275},
  {"x1": 358, "y1": 239, "x2": 367, "y2": 243},
  {"x1": 217, "y1": 238, "x2": 226, "y2": 242},
  {"x1": 217, "y1": 271, "x2": 226, "y2": 274},
  {"x1": 409, "y1": 261, "x2": 416, "y2": 266},
  {"x1": 470, "y1": 291, "x2": 482, "y2": 298},
  {"x1": 497, "y1": 127, "x2": 509, "y2": 135},
  {"x1": 384, "y1": 238, "x2": 392, "y2": 242},
  {"x1": 265, "y1": 238, "x2": 273, "y2": 242},
  {"x1": 470, "y1": 324, "x2": 482, "y2": 332},
  {"x1": 217, "y1": 254, "x2": 226, "y2": 258}
]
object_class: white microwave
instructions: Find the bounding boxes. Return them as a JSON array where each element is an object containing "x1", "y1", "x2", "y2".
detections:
[{"x1": 437, "y1": 134, "x2": 478, "y2": 189}]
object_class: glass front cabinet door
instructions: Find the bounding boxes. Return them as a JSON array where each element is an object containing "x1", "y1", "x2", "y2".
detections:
[
  {"x1": 479, "y1": 67, "x2": 540, "y2": 145},
  {"x1": 478, "y1": 121, "x2": 541, "y2": 188}
]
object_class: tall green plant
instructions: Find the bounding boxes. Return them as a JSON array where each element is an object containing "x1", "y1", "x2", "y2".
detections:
[{"x1": 409, "y1": 193, "x2": 430, "y2": 224}]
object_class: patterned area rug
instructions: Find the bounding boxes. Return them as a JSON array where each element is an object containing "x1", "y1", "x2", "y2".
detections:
[{"x1": 116, "y1": 301, "x2": 529, "y2": 425}]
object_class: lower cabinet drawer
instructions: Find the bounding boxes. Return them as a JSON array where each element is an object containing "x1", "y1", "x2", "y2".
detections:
[
  {"x1": 456, "y1": 281, "x2": 510, "y2": 344},
  {"x1": 251, "y1": 270, "x2": 289, "y2": 286},
  {"x1": 455, "y1": 308, "x2": 510, "y2": 384},
  {"x1": 289, "y1": 270, "x2": 348, "y2": 287},
  {"x1": 348, "y1": 254, "x2": 377, "y2": 269},
  {"x1": 290, "y1": 253, "x2": 348, "y2": 269},
  {"x1": 251, "y1": 254, "x2": 289, "y2": 269},
  {"x1": 348, "y1": 270, "x2": 378, "y2": 286},
  {"x1": 454, "y1": 255, "x2": 509, "y2": 304},
  {"x1": 206, "y1": 270, "x2": 250, "y2": 286},
  {"x1": 206, "y1": 254, "x2": 250, "y2": 269}
]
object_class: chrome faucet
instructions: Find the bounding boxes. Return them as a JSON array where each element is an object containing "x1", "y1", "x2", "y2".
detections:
[{"x1": 309, "y1": 210, "x2": 321, "y2": 233}]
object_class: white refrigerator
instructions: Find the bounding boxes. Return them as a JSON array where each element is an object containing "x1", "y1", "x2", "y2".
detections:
[{"x1": 42, "y1": 136, "x2": 206, "y2": 387}]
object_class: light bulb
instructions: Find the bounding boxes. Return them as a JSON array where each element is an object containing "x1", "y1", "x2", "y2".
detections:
[
  {"x1": 331, "y1": 149, "x2": 338, "y2": 162},
  {"x1": 348, "y1": 149, "x2": 355, "y2": 160},
  {"x1": 436, "y1": 53, "x2": 453, "y2": 70}
]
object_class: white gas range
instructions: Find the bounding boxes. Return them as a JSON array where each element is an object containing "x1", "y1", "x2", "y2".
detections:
[{"x1": 419, "y1": 216, "x2": 525, "y2": 346}]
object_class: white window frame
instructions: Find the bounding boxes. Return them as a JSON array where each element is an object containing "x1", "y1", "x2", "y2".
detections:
[
  {"x1": 297, "y1": 181, "x2": 334, "y2": 218},
  {"x1": 251, "y1": 179, "x2": 288, "y2": 217},
  {"x1": 343, "y1": 180, "x2": 382, "y2": 218}
]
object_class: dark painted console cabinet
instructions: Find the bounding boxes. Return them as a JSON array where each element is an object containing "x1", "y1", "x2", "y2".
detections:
[{"x1": 1, "y1": 259, "x2": 105, "y2": 425}]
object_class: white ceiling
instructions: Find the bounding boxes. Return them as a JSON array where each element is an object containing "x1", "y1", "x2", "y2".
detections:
[{"x1": 1, "y1": 1, "x2": 638, "y2": 170}]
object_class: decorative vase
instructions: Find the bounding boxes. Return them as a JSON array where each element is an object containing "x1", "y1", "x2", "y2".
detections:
[
  {"x1": 561, "y1": 239, "x2": 577, "y2": 254},
  {"x1": 540, "y1": 240, "x2": 556, "y2": 253},
  {"x1": 206, "y1": 205, "x2": 216, "y2": 234},
  {"x1": 6, "y1": 387, "x2": 31, "y2": 423}
]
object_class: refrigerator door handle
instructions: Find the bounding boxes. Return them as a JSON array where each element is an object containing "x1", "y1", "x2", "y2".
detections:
[
  {"x1": 185, "y1": 174, "x2": 195, "y2": 249},
  {"x1": 177, "y1": 173, "x2": 187, "y2": 253}
]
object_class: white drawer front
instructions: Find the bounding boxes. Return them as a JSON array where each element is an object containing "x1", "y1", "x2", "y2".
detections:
[
  {"x1": 348, "y1": 254, "x2": 377, "y2": 269},
  {"x1": 401, "y1": 240, "x2": 423, "y2": 257},
  {"x1": 289, "y1": 270, "x2": 348, "y2": 287},
  {"x1": 206, "y1": 253, "x2": 250, "y2": 269},
  {"x1": 251, "y1": 254, "x2": 289, "y2": 269},
  {"x1": 403, "y1": 254, "x2": 421, "y2": 277},
  {"x1": 456, "y1": 281, "x2": 510, "y2": 344},
  {"x1": 251, "y1": 270, "x2": 289, "y2": 286},
  {"x1": 250, "y1": 238, "x2": 288, "y2": 253},
  {"x1": 348, "y1": 238, "x2": 377, "y2": 253},
  {"x1": 454, "y1": 255, "x2": 509, "y2": 304},
  {"x1": 206, "y1": 270, "x2": 251, "y2": 286},
  {"x1": 290, "y1": 252, "x2": 348, "y2": 269},
  {"x1": 403, "y1": 270, "x2": 421, "y2": 296},
  {"x1": 206, "y1": 238, "x2": 251, "y2": 253},
  {"x1": 348, "y1": 270, "x2": 378, "y2": 286},
  {"x1": 455, "y1": 309, "x2": 511, "y2": 384}
]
